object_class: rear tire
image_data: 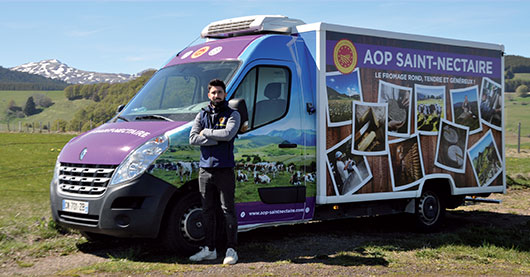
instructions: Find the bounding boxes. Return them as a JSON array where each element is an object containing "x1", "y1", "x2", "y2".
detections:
[
  {"x1": 162, "y1": 192, "x2": 205, "y2": 255},
  {"x1": 415, "y1": 190, "x2": 444, "y2": 232}
]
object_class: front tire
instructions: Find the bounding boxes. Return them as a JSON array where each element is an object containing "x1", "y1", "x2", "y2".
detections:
[
  {"x1": 415, "y1": 190, "x2": 444, "y2": 232},
  {"x1": 162, "y1": 193, "x2": 205, "y2": 255}
]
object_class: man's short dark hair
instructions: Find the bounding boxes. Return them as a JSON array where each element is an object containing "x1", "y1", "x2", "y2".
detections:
[{"x1": 208, "y1": 79, "x2": 226, "y2": 92}]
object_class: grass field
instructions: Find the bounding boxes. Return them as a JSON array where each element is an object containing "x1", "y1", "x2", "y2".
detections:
[
  {"x1": 505, "y1": 93, "x2": 530, "y2": 147},
  {"x1": 0, "y1": 90, "x2": 94, "y2": 130},
  {"x1": 0, "y1": 133, "x2": 77, "y2": 264},
  {"x1": 0, "y1": 132, "x2": 528, "y2": 275},
  {"x1": 513, "y1": 73, "x2": 530, "y2": 81}
]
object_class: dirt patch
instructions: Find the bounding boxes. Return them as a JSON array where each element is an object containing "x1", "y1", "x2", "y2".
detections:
[
  {"x1": 506, "y1": 148, "x2": 530, "y2": 158},
  {"x1": 1, "y1": 252, "x2": 105, "y2": 276}
]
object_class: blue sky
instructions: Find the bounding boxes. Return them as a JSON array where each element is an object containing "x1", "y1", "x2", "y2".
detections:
[
  {"x1": 1, "y1": 0, "x2": 527, "y2": 74},
  {"x1": 327, "y1": 70, "x2": 361, "y2": 97},
  {"x1": 452, "y1": 87, "x2": 479, "y2": 104}
]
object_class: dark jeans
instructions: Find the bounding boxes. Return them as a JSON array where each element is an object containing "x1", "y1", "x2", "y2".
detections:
[{"x1": 198, "y1": 167, "x2": 238, "y2": 250}]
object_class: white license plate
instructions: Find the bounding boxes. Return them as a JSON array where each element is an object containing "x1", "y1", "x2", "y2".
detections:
[{"x1": 62, "y1": 199, "x2": 89, "y2": 214}]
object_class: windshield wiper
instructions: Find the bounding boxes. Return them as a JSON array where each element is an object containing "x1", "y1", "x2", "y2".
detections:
[
  {"x1": 116, "y1": 116, "x2": 129, "y2": 122},
  {"x1": 135, "y1": 115, "x2": 173, "y2": 122}
]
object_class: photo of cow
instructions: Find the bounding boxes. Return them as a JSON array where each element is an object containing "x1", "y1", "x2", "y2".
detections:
[{"x1": 415, "y1": 84, "x2": 445, "y2": 135}]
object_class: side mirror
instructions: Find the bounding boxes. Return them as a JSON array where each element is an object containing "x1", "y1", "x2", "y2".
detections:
[
  {"x1": 116, "y1": 104, "x2": 125, "y2": 114},
  {"x1": 228, "y1": 98, "x2": 249, "y2": 134}
]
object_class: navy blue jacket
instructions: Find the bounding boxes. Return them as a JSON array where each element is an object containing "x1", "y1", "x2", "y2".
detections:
[{"x1": 189, "y1": 101, "x2": 240, "y2": 168}]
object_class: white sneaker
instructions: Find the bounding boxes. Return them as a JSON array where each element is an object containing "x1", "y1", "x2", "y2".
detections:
[
  {"x1": 189, "y1": 246, "x2": 217, "y2": 262},
  {"x1": 223, "y1": 248, "x2": 238, "y2": 265}
]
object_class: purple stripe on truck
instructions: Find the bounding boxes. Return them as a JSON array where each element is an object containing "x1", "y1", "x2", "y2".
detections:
[{"x1": 164, "y1": 35, "x2": 261, "y2": 66}]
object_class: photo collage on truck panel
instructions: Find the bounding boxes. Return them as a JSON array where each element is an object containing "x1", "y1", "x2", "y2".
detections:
[{"x1": 325, "y1": 31, "x2": 504, "y2": 197}]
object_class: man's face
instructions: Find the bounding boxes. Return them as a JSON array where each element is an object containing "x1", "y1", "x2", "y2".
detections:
[{"x1": 208, "y1": 85, "x2": 226, "y2": 105}]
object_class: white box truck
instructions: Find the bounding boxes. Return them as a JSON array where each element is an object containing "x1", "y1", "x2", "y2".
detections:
[{"x1": 50, "y1": 15, "x2": 505, "y2": 254}]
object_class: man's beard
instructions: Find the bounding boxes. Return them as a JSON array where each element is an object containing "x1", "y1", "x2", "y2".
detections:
[{"x1": 212, "y1": 99, "x2": 224, "y2": 106}]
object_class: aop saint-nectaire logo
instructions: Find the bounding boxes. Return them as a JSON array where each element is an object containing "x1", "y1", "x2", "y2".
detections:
[{"x1": 333, "y1": 39, "x2": 358, "y2": 74}]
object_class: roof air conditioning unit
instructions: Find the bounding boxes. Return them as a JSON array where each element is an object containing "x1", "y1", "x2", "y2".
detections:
[{"x1": 201, "y1": 15, "x2": 305, "y2": 39}]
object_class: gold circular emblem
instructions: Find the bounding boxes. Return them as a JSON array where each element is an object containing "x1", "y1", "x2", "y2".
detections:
[
  {"x1": 333, "y1": 39, "x2": 357, "y2": 74},
  {"x1": 191, "y1": 46, "x2": 210, "y2": 59}
]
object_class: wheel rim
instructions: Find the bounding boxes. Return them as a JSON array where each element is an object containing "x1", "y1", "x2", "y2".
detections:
[
  {"x1": 180, "y1": 206, "x2": 205, "y2": 242},
  {"x1": 418, "y1": 193, "x2": 440, "y2": 225}
]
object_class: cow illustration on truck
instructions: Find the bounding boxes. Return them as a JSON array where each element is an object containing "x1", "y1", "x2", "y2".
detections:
[{"x1": 50, "y1": 15, "x2": 505, "y2": 254}]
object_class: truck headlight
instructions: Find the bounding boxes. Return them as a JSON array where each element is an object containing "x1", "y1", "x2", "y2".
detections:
[
  {"x1": 51, "y1": 158, "x2": 61, "y2": 185},
  {"x1": 109, "y1": 135, "x2": 169, "y2": 186}
]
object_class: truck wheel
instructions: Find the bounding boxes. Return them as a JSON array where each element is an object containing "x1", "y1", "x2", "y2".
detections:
[
  {"x1": 162, "y1": 193, "x2": 205, "y2": 255},
  {"x1": 415, "y1": 190, "x2": 444, "y2": 232}
]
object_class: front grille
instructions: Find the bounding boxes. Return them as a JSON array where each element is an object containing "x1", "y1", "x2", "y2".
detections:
[
  {"x1": 207, "y1": 19, "x2": 255, "y2": 35},
  {"x1": 58, "y1": 163, "x2": 117, "y2": 197},
  {"x1": 58, "y1": 211, "x2": 99, "y2": 227}
]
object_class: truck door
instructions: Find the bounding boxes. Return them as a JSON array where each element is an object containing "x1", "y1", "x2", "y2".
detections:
[{"x1": 229, "y1": 61, "x2": 313, "y2": 226}]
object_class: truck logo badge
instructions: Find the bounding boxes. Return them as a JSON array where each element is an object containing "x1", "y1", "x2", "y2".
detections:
[
  {"x1": 191, "y1": 46, "x2": 210, "y2": 59},
  {"x1": 333, "y1": 39, "x2": 357, "y2": 74},
  {"x1": 79, "y1": 148, "x2": 88, "y2": 161}
]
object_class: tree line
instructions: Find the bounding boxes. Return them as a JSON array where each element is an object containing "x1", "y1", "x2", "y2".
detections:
[
  {"x1": 505, "y1": 55, "x2": 530, "y2": 92},
  {"x1": 0, "y1": 66, "x2": 68, "y2": 90},
  {"x1": 56, "y1": 70, "x2": 155, "y2": 132},
  {"x1": 5, "y1": 93, "x2": 54, "y2": 118}
]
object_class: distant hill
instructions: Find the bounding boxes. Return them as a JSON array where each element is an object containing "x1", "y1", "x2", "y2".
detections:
[
  {"x1": 326, "y1": 86, "x2": 359, "y2": 100},
  {"x1": 505, "y1": 55, "x2": 530, "y2": 92},
  {"x1": 268, "y1": 128, "x2": 316, "y2": 146},
  {"x1": 505, "y1": 55, "x2": 530, "y2": 73},
  {"x1": 10, "y1": 59, "x2": 139, "y2": 85},
  {"x1": 0, "y1": 66, "x2": 68, "y2": 90}
]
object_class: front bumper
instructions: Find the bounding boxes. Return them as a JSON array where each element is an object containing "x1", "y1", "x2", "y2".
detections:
[{"x1": 50, "y1": 173, "x2": 177, "y2": 238}]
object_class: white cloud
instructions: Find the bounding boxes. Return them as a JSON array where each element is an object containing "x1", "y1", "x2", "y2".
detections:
[{"x1": 346, "y1": 87, "x2": 358, "y2": 96}]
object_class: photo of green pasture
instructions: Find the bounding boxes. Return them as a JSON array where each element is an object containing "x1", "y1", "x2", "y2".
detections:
[{"x1": 152, "y1": 141, "x2": 317, "y2": 203}]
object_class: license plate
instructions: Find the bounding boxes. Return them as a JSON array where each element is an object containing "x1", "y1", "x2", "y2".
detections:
[{"x1": 62, "y1": 199, "x2": 89, "y2": 214}]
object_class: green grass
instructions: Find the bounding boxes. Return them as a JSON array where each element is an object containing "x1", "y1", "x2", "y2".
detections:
[
  {"x1": 0, "y1": 133, "x2": 77, "y2": 263},
  {"x1": 513, "y1": 73, "x2": 530, "y2": 81},
  {"x1": 0, "y1": 132, "x2": 528, "y2": 275},
  {"x1": 0, "y1": 90, "x2": 94, "y2": 129},
  {"x1": 505, "y1": 94, "x2": 530, "y2": 147}
]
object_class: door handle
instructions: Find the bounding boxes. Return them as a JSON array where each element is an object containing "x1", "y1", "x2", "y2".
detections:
[{"x1": 278, "y1": 143, "x2": 297, "y2": 148}]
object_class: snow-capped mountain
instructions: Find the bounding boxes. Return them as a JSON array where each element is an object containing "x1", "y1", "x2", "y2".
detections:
[{"x1": 10, "y1": 59, "x2": 138, "y2": 85}]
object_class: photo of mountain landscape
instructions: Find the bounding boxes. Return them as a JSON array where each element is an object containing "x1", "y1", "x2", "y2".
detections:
[
  {"x1": 326, "y1": 68, "x2": 362, "y2": 126},
  {"x1": 468, "y1": 130, "x2": 503, "y2": 187}
]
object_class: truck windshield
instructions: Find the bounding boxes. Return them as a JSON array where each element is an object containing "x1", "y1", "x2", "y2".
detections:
[{"x1": 118, "y1": 61, "x2": 240, "y2": 122}]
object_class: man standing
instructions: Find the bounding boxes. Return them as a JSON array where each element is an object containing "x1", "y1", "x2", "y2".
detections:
[{"x1": 189, "y1": 79, "x2": 240, "y2": 265}]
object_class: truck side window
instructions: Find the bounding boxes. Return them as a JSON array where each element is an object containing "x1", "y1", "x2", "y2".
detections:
[{"x1": 232, "y1": 66, "x2": 290, "y2": 130}]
